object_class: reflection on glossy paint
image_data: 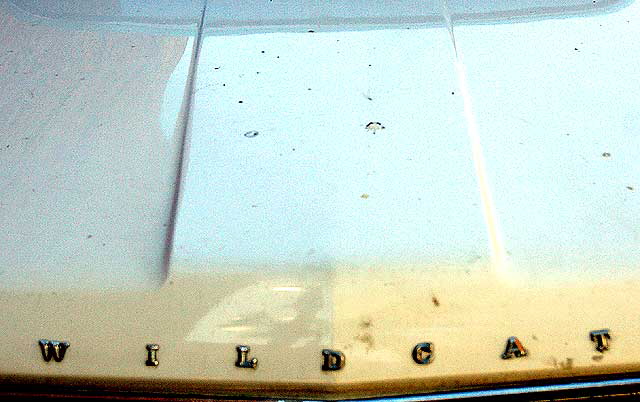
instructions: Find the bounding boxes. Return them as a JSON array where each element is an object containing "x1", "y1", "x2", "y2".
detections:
[
  {"x1": 272, "y1": 286, "x2": 303, "y2": 292},
  {"x1": 221, "y1": 326, "x2": 254, "y2": 332},
  {"x1": 185, "y1": 280, "x2": 329, "y2": 346},
  {"x1": 442, "y1": 2, "x2": 508, "y2": 277},
  {"x1": 454, "y1": 59, "x2": 508, "y2": 277},
  {"x1": 6, "y1": 0, "x2": 203, "y2": 34},
  {"x1": 202, "y1": 0, "x2": 632, "y2": 35},
  {"x1": 160, "y1": 37, "x2": 194, "y2": 141}
]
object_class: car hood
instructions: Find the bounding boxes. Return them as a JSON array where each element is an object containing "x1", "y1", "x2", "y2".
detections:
[{"x1": 1, "y1": 0, "x2": 639, "y2": 399}]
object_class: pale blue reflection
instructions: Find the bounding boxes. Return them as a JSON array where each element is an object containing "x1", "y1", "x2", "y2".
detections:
[
  {"x1": 203, "y1": 0, "x2": 634, "y2": 35},
  {"x1": 6, "y1": 0, "x2": 203, "y2": 34}
]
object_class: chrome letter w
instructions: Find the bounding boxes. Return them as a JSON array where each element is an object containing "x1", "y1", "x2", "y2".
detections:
[{"x1": 38, "y1": 339, "x2": 70, "y2": 362}]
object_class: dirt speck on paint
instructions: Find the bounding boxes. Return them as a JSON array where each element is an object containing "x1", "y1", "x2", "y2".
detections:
[
  {"x1": 359, "y1": 318, "x2": 372, "y2": 329},
  {"x1": 558, "y1": 358, "x2": 574, "y2": 370},
  {"x1": 354, "y1": 333, "x2": 374, "y2": 351}
]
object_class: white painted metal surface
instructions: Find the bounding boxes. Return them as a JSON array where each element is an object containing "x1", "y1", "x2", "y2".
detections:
[{"x1": 0, "y1": 0, "x2": 639, "y2": 398}]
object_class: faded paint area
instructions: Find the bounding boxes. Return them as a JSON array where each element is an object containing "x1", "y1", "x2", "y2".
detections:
[{"x1": 0, "y1": 6, "x2": 195, "y2": 289}]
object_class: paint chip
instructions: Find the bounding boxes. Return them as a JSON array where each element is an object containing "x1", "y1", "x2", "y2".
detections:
[{"x1": 365, "y1": 122, "x2": 385, "y2": 133}]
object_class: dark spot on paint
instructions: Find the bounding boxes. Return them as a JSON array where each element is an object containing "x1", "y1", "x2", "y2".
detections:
[
  {"x1": 574, "y1": 47, "x2": 579, "y2": 51},
  {"x1": 359, "y1": 319, "x2": 372, "y2": 329},
  {"x1": 292, "y1": 148, "x2": 296, "y2": 151},
  {"x1": 451, "y1": 91, "x2": 455, "y2": 95},
  {"x1": 244, "y1": 131, "x2": 259, "y2": 138},
  {"x1": 592, "y1": 355, "x2": 604, "y2": 361},
  {"x1": 354, "y1": 333, "x2": 374, "y2": 351},
  {"x1": 532, "y1": 335, "x2": 538, "y2": 341},
  {"x1": 238, "y1": 100, "x2": 243, "y2": 103},
  {"x1": 256, "y1": 71, "x2": 260, "y2": 74},
  {"x1": 276, "y1": 56, "x2": 280, "y2": 58},
  {"x1": 308, "y1": 29, "x2": 315, "y2": 33},
  {"x1": 87, "y1": 235, "x2": 93, "y2": 239},
  {"x1": 602, "y1": 152, "x2": 611, "y2": 157},
  {"x1": 261, "y1": 50, "x2": 265, "y2": 53},
  {"x1": 222, "y1": 84, "x2": 226, "y2": 86},
  {"x1": 558, "y1": 358, "x2": 574, "y2": 370},
  {"x1": 102, "y1": 243, "x2": 106, "y2": 247},
  {"x1": 627, "y1": 186, "x2": 634, "y2": 191},
  {"x1": 307, "y1": 88, "x2": 312, "y2": 91},
  {"x1": 432, "y1": 296, "x2": 440, "y2": 307},
  {"x1": 214, "y1": 67, "x2": 220, "y2": 70}
]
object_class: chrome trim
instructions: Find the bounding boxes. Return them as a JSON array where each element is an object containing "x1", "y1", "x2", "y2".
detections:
[{"x1": 304, "y1": 378, "x2": 640, "y2": 401}]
